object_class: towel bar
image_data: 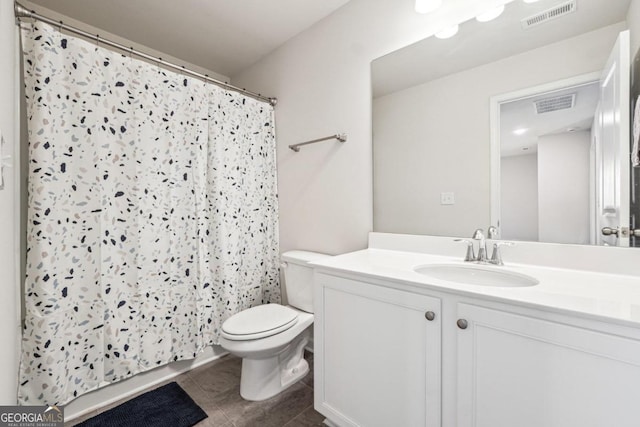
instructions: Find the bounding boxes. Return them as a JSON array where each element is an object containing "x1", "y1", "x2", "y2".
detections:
[{"x1": 289, "y1": 134, "x2": 347, "y2": 152}]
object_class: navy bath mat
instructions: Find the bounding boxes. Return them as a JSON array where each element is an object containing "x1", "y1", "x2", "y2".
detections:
[{"x1": 75, "y1": 382, "x2": 207, "y2": 427}]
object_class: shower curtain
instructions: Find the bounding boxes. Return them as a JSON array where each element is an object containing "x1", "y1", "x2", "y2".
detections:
[{"x1": 18, "y1": 22, "x2": 280, "y2": 405}]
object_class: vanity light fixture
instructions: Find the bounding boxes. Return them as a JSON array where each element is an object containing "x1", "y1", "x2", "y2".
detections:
[
  {"x1": 435, "y1": 24, "x2": 459, "y2": 39},
  {"x1": 523, "y1": 0, "x2": 540, "y2": 3},
  {"x1": 513, "y1": 128, "x2": 528, "y2": 135},
  {"x1": 476, "y1": 4, "x2": 505, "y2": 22},
  {"x1": 415, "y1": 0, "x2": 442, "y2": 14}
]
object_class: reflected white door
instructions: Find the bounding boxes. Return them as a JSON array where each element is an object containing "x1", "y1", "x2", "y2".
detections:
[{"x1": 595, "y1": 30, "x2": 630, "y2": 246}]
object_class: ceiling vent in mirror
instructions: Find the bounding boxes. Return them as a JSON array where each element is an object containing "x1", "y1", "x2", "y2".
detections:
[
  {"x1": 521, "y1": 0, "x2": 576, "y2": 29},
  {"x1": 534, "y1": 93, "x2": 576, "y2": 114}
]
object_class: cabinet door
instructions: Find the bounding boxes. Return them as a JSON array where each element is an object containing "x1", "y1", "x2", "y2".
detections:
[
  {"x1": 315, "y1": 274, "x2": 441, "y2": 427},
  {"x1": 457, "y1": 303, "x2": 640, "y2": 427}
]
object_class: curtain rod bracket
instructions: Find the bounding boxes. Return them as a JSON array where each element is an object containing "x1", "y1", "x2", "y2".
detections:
[{"x1": 15, "y1": 3, "x2": 32, "y2": 19}]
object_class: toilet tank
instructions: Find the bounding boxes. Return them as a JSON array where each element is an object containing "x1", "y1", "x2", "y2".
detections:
[{"x1": 281, "y1": 250, "x2": 331, "y2": 313}]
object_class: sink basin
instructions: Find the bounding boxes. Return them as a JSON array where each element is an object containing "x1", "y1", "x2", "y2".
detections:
[{"x1": 413, "y1": 264, "x2": 538, "y2": 287}]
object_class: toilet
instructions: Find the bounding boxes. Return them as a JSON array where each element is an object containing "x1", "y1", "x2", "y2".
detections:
[{"x1": 219, "y1": 250, "x2": 330, "y2": 401}]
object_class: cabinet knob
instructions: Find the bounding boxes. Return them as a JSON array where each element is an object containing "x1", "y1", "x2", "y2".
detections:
[
  {"x1": 425, "y1": 311, "x2": 436, "y2": 321},
  {"x1": 457, "y1": 319, "x2": 468, "y2": 329}
]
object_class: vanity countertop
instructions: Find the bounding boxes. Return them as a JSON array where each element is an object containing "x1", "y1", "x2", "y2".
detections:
[{"x1": 311, "y1": 248, "x2": 640, "y2": 328}]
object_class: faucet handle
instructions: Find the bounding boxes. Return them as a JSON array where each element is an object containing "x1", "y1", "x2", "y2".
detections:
[
  {"x1": 490, "y1": 241, "x2": 514, "y2": 266},
  {"x1": 488, "y1": 226, "x2": 499, "y2": 239},
  {"x1": 454, "y1": 239, "x2": 476, "y2": 262}
]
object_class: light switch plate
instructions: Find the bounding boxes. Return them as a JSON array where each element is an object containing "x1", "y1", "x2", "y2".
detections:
[{"x1": 441, "y1": 192, "x2": 455, "y2": 205}]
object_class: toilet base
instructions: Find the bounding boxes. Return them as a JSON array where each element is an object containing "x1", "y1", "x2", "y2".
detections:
[{"x1": 239, "y1": 331, "x2": 310, "y2": 401}]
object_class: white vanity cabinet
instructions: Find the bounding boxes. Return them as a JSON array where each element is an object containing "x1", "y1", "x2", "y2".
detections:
[
  {"x1": 456, "y1": 303, "x2": 640, "y2": 427},
  {"x1": 314, "y1": 272, "x2": 442, "y2": 427},
  {"x1": 314, "y1": 269, "x2": 640, "y2": 427}
]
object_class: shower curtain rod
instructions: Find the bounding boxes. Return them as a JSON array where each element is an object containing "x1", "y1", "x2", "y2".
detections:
[{"x1": 14, "y1": 2, "x2": 278, "y2": 107}]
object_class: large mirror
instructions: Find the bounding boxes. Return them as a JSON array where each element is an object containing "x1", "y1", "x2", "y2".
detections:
[{"x1": 372, "y1": 0, "x2": 639, "y2": 247}]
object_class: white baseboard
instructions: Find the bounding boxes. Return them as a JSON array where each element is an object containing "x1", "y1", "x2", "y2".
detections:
[{"x1": 64, "y1": 345, "x2": 228, "y2": 422}]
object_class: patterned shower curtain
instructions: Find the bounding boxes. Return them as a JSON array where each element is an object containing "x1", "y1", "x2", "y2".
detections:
[{"x1": 18, "y1": 22, "x2": 280, "y2": 405}]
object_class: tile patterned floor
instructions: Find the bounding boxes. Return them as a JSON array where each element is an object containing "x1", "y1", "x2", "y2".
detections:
[{"x1": 68, "y1": 351, "x2": 325, "y2": 427}]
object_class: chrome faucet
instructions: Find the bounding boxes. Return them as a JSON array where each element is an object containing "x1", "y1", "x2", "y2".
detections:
[
  {"x1": 472, "y1": 228, "x2": 487, "y2": 263},
  {"x1": 455, "y1": 226, "x2": 513, "y2": 265}
]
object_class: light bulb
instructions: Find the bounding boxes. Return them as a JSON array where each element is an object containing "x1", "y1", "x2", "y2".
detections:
[
  {"x1": 415, "y1": 0, "x2": 443, "y2": 14},
  {"x1": 435, "y1": 24, "x2": 459, "y2": 39},
  {"x1": 476, "y1": 5, "x2": 505, "y2": 22},
  {"x1": 523, "y1": 0, "x2": 540, "y2": 3}
]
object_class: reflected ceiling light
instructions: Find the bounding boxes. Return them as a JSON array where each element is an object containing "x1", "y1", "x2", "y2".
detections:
[
  {"x1": 435, "y1": 24, "x2": 459, "y2": 39},
  {"x1": 415, "y1": 0, "x2": 443, "y2": 14},
  {"x1": 513, "y1": 128, "x2": 528, "y2": 135},
  {"x1": 476, "y1": 5, "x2": 505, "y2": 22}
]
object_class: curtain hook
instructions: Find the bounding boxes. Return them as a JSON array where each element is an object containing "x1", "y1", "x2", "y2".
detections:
[
  {"x1": 95, "y1": 34, "x2": 100, "y2": 49},
  {"x1": 57, "y1": 20, "x2": 63, "y2": 33},
  {"x1": 129, "y1": 46, "x2": 134, "y2": 59}
]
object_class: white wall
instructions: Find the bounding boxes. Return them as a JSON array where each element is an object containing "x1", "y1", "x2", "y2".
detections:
[
  {"x1": 371, "y1": 23, "x2": 623, "y2": 238},
  {"x1": 372, "y1": 76, "x2": 490, "y2": 237},
  {"x1": 628, "y1": 0, "x2": 640, "y2": 59},
  {"x1": 501, "y1": 154, "x2": 539, "y2": 242},
  {"x1": 232, "y1": 0, "x2": 515, "y2": 255},
  {"x1": 0, "y1": 0, "x2": 20, "y2": 405},
  {"x1": 538, "y1": 131, "x2": 591, "y2": 244}
]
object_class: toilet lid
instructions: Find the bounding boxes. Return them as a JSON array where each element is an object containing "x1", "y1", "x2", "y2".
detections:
[{"x1": 221, "y1": 304, "x2": 299, "y2": 340}]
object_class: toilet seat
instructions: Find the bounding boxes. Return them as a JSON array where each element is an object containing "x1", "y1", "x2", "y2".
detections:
[{"x1": 221, "y1": 304, "x2": 299, "y2": 341}]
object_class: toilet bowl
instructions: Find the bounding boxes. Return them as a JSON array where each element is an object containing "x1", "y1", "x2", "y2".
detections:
[{"x1": 219, "y1": 250, "x2": 330, "y2": 401}]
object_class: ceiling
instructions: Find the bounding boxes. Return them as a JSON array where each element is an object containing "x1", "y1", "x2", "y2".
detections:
[
  {"x1": 500, "y1": 82, "x2": 600, "y2": 157},
  {"x1": 372, "y1": 0, "x2": 631, "y2": 98},
  {"x1": 24, "y1": 0, "x2": 351, "y2": 78}
]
